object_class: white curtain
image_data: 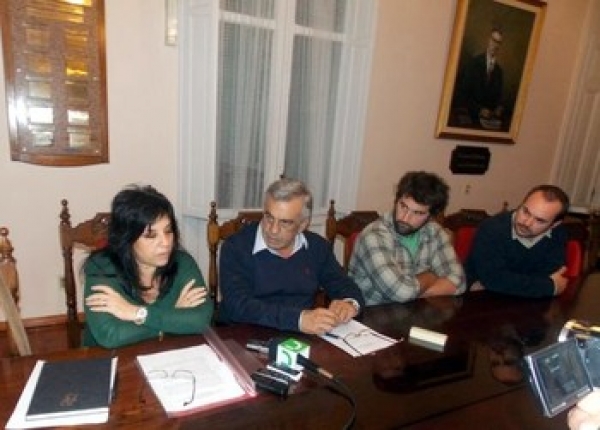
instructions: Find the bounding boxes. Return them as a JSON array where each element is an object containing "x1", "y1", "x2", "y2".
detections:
[
  {"x1": 284, "y1": 34, "x2": 341, "y2": 209},
  {"x1": 216, "y1": 0, "x2": 347, "y2": 209},
  {"x1": 551, "y1": 2, "x2": 600, "y2": 210},
  {"x1": 217, "y1": 0, "x2": 274, "y2": 208}
]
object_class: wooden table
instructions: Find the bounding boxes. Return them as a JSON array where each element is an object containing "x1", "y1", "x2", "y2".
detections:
[{"x1": 2, "y1": 274, "x2": 599, "y2": 429}]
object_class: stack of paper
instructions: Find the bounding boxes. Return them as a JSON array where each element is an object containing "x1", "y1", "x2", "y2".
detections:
[{"x1": 136, "y1": 344, "x2": 251, "y2": 417}]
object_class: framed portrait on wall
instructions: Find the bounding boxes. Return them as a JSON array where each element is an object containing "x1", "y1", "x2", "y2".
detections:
[{"x1": 435, "y1": 0, "x2": 546, "y2": 144}]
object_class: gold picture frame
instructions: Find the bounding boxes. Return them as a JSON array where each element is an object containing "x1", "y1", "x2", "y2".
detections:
[{"x1": 436, "y1": 0, "x2": 546, "y2": 144}]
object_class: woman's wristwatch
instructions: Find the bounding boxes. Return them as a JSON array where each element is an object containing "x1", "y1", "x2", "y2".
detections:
[{"x1": 134, "y1": 306, "x2": 148, "y2": 325}]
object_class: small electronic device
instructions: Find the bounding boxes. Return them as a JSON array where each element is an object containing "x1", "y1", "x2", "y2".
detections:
[
  {"x1": 558, "y1": 320, "x2": 600, "y2": 387},
  {"x1": 251, "y1": 368, "x2": 291, "y2": 398},
  {"x1": 267, "y1": 361, "x2": 303, "y2": 382},
  {"x1": 246, "y1": 339, "x2": 270, "y2": 355},
  {"x1": 524, "y1": 337, "x2": 594, "y2": 417}
]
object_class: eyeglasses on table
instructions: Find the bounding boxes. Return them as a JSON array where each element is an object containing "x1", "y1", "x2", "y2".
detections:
[
  {"x1": 140, "y1": 369, "x2": 196, "y2": 407},
  {"x1": 342, "y1": 329, "x2": 398, "y2": 356}
]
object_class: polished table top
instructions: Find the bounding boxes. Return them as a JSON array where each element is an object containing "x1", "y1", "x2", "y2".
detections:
[{"x1": 2, "y1": 274, "x2": 599, "y2": 429}]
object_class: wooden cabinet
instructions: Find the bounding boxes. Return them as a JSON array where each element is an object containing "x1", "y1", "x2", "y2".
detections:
[{"x1": 0, "y1": 0, "x2": 108, "y2": 166}]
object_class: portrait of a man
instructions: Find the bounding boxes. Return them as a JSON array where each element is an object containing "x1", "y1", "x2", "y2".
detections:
[
  {"x1": 452, "y1": 27, "x2": 506, "y2": 130},
  {"x1": 436, "y1": 0, "x2": 545, "y2": 143}
]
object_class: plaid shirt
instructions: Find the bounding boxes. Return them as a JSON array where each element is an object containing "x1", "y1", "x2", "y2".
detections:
[{"x1": 349, "y1": 212, "x2": 465, "y2": 305}]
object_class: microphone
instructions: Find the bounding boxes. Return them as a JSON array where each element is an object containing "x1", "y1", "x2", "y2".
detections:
[
  {"x1": 266, "y1": 337, "x2": 336, "y2": 380},
  {"x1": 295, "y1": 354, "x2": 335, "y2": 380},
  {"x1": 261, "y1": 337, "x2": 356, "y2": 430}
]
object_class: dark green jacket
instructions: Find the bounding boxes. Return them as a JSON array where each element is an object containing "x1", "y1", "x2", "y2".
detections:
[{"x1": 83, "y1": 250, "x2": 213, "y2": 348}]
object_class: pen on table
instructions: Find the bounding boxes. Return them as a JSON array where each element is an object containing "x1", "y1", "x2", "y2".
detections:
[{"x1": 324, "y1": 332, "x2": 340, "y2": 339}]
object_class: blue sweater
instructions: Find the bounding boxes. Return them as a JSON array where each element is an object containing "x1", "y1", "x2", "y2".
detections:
[
  {"x1": 465, "y1": 211, "x2": 567, "y2": 298},
  {"x1": 217, "y1": 223, "x2": 365, "y2": 331}
]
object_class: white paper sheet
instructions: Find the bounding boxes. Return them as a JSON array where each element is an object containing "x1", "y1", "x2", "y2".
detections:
[
  {"x1": 136, "y1": 344, "x2": 247, "y2": 416},
  {"x1": 319, "y1": 319, "x2": 400, "y2": 357}
]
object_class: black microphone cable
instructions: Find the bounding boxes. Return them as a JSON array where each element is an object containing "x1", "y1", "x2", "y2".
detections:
[
  {"x1": 258, "y1": 338, "x2": 358, "y2": 429},
  {"x1": 327, "y1": 375, "x2": 357, "y2": 430},
  {"x1": 297, "y1": 356, "x2": 356, "y2": 430}
]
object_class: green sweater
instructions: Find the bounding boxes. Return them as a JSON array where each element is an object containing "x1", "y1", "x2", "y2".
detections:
[{"x1": 83, "y1": 250, "x2": 213, "y2": 348}]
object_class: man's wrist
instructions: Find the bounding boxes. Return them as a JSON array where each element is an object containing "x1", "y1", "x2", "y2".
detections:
[
  {"x1": 344, "y1": 298, "x2": 360, "y2": 315},
  {"x1": 298, "y1": 310, "x2": 306, "y2": 332}
]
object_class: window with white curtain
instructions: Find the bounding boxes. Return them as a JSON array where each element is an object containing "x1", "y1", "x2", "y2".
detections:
[
  {"x1": 550, "y1": 2, "x2": 600, "y2": 211},
  {"x1": 179, "y1": 0, "x2": 377, "y2": 218}
]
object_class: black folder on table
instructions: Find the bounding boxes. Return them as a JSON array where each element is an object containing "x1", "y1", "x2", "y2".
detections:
[{"x1": 26, "y1": 356, "x2": 116, "y2": 421}]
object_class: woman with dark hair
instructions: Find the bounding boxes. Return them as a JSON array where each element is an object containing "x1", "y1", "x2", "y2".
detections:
[{"x1": 83, "y1": 184, "x2": 213, "y2": 348}]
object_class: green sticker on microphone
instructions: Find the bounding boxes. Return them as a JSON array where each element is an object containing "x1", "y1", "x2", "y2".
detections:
[{"x1": 276, "y1": 338, "x2": 310, "y2": 369}]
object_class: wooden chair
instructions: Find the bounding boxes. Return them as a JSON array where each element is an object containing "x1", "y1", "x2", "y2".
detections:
[
  {"x1": 440, "y1": 209, "x2": 490, "y2": 263},
  {"x1": 325, "y1": 200, "x2": 379, "y2": 270},
  {"x1": 443, "y1": 205, "x2": 590, "y2": 277},
  {"x1": 207, "y1": 202, "x2": 263, "y2": 304},
  {"x1": 587, "y1": 212, "x2": 600, "y2": 272},
  {"x1": 59, "y1": 200, "x2": 110, "y2": 348},
  {"x1": 0, "y1": 227, "x2": 32, "y2": 356},
  {"x1": 562, "y1": 216, "x2": 591, "y2": 278},
  {"x1": 564, "y1": 211, "x2": 600, "y2": 275}
]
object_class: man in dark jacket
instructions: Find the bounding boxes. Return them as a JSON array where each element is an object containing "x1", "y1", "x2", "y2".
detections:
[{"x1": 466, "y1": 185, "x2": 570, "y2": 298}]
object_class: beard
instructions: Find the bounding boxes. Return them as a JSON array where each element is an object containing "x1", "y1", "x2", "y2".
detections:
[
  {"x1": 394, "y1": 220, "x2": 417, "y2": 236},
  {"x1": 392, "y1": 206, "x2": 419, "y2": 236}
]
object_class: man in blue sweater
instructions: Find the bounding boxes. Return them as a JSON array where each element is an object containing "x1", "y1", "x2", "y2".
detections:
[
  {"x1": 218, "y1": 178, "x2": 364, "y2": 334},
  {"x1": 466, "y1": 185, "x2": 570, "y2": 298}
]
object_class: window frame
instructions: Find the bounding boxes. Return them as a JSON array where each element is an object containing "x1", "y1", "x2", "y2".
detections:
[{"x1": 178, "y1": 0, "x2": 377, "y2": 219}]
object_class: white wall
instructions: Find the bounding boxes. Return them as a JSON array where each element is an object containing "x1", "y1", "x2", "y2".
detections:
[
  {"x1": 0, "y1": 0, "x2": 592, "y2": 320},
  {"x1": 0, "y1": 0, "x2": 179, "y2": 319},
  {"x1": 357, "y1": 0, "x2": 589, "y2": 215}
]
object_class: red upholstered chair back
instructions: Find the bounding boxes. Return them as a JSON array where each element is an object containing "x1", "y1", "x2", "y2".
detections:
[
  {"x1": 565, "y1": 239, "x2": 583, "y2": 278},
  {"x1": 562, "y1": 218, "x2": 589, "y2": 279},
  {"x1": 440, "y1": 209, "x2": 490, "y2": 263},
  {"x1": 452, "y1": 225, "x2": 478, "y2": 263},
  {"x1": 325, "y1": 200, "x2": 379, "y2": 271}
]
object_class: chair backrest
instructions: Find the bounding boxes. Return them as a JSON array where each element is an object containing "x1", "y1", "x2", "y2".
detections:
[
  {"x1": 562, "y1": 217, "x2": 590, "y2": 278},
  {"x1": 207, "y1": 201, "x2": 263, "y2": 304},
  {"x1": 0, "y1": 227, "x2": 32, "y2": 356},
  {"x1": 325, "y1": 200, "x2": 379, "y2": 270},
  {"x1": 59, "y1": 199, "x2": 110, "y2": 348},
  {"x1": 587, "y1": 212, "x2": 600, "y2": 273},
  {"x1": 441, "y1": 209, "x2": 490, "y2": 263}
]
